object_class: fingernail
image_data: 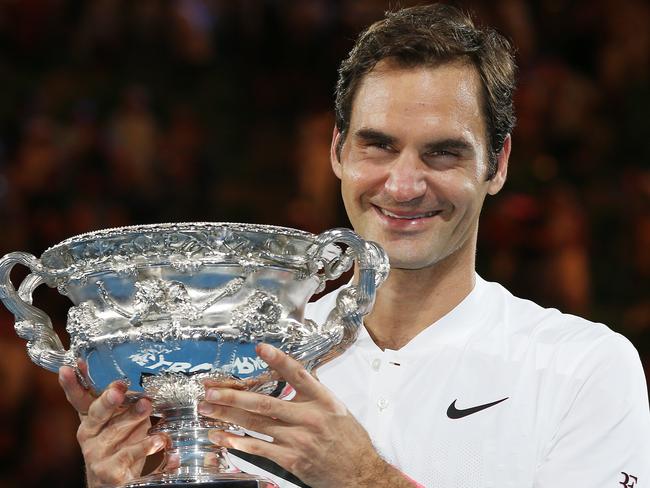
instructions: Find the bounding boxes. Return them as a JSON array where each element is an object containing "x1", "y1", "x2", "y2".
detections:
[
  {"x1": 198, "y1": 401, "x2": 213, "y2": 415},
  {"x1": 208, "y1": 430, "x2": 225, "y2": 445},
  {"x1": 135, "y1": 399, "x2": 149, "y2": 414},
  {"x1": 107, "y1": 389, "x2": 121, "y2": 406},
  {"x1": 108, "y1": 380, "x2": 127, "y2": 392},
  {"x1": 205, "y1": 389, "x2": 220, "y2": 402},
  {"x1": 258, "y1": 343, "x2": 275, "y2": 361}
]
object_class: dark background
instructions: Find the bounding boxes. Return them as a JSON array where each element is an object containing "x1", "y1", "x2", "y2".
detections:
[{"x1": 0, "y1": 1, "x2": 648, "y2": 486}]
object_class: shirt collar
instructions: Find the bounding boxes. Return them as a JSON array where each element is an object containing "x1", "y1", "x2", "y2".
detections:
[{"x1": 353, "y1": 273, "x2": 490, "y2": 355}]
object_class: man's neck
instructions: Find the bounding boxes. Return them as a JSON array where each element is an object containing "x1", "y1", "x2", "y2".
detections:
[{"x1": 362, "y1": 243, "x2": 476, "y2": 351}]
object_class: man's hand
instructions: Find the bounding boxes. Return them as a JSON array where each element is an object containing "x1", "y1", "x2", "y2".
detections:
[
  {"x1": 58, "y1": 365, "x2": 166, "y2": 488},
  {"x1": 198, "y1": 344, "x2": 415, "y2": 488}
]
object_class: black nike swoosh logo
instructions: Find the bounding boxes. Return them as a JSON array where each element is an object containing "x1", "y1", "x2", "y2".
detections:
[{"x1": 447, "y1": 397, "x2": 509, "y2": 419}]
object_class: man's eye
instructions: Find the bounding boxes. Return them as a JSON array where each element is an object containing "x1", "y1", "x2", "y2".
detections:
[
  {"x1": 427, "y1": 150, "x2": 456, "y2": 157},
  {"x1": 423, "y1": 150, "x2": 460, "y2": 168},
  {"x1": 369, "y1": 142, "x2": 391, "y2": 151}
]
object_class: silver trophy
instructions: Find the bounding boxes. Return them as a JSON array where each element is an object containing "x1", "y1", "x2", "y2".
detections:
[{"x1": 0, "y1": 222, "x2": 389, "y2": 487}]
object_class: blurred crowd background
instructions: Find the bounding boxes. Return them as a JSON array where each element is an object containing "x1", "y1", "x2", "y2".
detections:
[{"x1": 0, "y1": 0, "x2": 648, "y2": 486}]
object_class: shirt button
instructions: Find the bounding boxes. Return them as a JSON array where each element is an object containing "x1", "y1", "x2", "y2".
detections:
[
  {"x1": 377, "y1": 397, "x2": 389, "y2": 411},
  {"x1": 371, "y1": 358, "x2": 381, "y2": 371}
]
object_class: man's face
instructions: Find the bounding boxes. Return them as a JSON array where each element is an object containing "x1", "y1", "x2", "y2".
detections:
[{"x1": 331, "y1": 60, "x2": 509, "y2": 270}]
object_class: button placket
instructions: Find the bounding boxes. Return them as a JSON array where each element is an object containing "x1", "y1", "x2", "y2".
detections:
[
  {"x1": 372, "y1": 351, "x2": 406, "y2": 456},
  {"x1": 377, "y1": 397, "x2": 389, "y2": 411},
  {"x1": 371, "y1": 358, "x2": 382, "y2": 371},
  {"x1": 366, "y1": 351, "x2": 384, "y2": 426}
]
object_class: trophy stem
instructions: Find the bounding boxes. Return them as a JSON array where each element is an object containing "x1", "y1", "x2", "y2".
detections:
[
  {"x1": 154, "y1": 407, "x2": 237, "y2": 476},
  {"x1": 122, "y1": 406, "x2": 278, "y2": 487}
]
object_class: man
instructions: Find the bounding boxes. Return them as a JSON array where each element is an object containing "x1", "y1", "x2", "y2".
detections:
[{"x1": 59, "y1": 4, "x2": 650, "y2": 487}]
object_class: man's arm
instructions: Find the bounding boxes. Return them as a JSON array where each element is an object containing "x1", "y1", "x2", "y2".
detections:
[
  {"x1": 199, "y1": 343, "x2": 423, "y2": 488},
  {"x1": 535, "y1": 334, "x2": 650, "y2": 487}
]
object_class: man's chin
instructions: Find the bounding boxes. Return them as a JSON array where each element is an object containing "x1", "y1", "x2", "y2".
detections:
[{"x1": 386, "y1": 255, "x2": 442, "y2": 271}]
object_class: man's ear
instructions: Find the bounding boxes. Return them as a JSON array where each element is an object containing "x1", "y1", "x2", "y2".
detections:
[
  {"x1": 487, "y1": 134, "x2": 511, "y2": 195},
  {"x1": 330, "y1": 126, "x2": 343, "y2": 179}
]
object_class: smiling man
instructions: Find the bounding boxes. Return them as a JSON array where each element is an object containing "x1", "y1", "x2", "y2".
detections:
[{"x1": 59, "y1": 4, "x2": 650, "y2": 488}]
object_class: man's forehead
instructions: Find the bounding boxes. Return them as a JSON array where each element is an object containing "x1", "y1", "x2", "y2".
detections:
[
  {"x1": 346, "y1": 58, "x2": 489, "y2": 149},
  {"x1": 350, "y1": 59, "x2": 484, "y2": 119}
]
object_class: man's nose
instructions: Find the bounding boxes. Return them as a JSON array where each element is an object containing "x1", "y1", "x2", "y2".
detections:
[{"x1": 384, "y1": 150, "x2": 427, "y2": 202}]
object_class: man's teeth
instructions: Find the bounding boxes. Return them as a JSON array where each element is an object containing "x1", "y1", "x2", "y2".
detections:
[{"x1": 380, "y1": 208, "x2": 437, "y2": 220}]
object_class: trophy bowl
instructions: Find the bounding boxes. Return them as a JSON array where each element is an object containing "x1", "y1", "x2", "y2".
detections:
[{"x1": 0, "y1": 222, "x2": 389, "y2": 487}]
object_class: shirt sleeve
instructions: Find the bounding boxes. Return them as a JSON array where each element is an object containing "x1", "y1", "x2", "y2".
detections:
[{"x1": 534, "y1": 333, "x2": 650, "y2": 487}]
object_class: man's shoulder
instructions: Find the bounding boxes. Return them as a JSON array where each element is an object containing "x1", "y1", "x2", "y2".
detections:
[
  {"x1": 483, "y1": 276, "x2": 606, "y2": 336},
  {"x1": 481, "y1": 276, "x2": 639, "y2": 373}
]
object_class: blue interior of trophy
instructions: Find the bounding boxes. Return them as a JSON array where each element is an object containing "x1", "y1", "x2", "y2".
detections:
[{"x1": 81, "y1": 337, "x2": 283, "y2": 393}]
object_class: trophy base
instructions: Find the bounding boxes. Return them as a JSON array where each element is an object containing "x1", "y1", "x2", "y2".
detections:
[
  {"x1": 123, "y1": 472, "x2": 278, "y2": 487},
  {"x1": 119, "y1": 408, "x2": 279, "y2": 488}
]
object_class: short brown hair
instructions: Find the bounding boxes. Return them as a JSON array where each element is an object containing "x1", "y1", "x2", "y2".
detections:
[{"x1": 334, "y1": 4, "x2": 516, "y2": 179}]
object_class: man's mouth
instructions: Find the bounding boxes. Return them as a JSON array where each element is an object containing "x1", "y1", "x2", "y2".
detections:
[{"x1": 376, "y1": 206, "x2": 441, "y2": 220}]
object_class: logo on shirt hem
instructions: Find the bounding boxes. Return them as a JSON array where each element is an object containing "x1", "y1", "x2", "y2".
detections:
[{"x1": 620, "y1": 472, "x2": 638, "y2": 488}]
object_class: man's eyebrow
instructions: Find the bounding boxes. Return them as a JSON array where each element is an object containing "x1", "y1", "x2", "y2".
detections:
[
  {"x1": 354, "y1": 128, "x2": 397, "y2": 146},
  {"x1": 423, "y1": 138, "x2": 474, "y2": 154}
]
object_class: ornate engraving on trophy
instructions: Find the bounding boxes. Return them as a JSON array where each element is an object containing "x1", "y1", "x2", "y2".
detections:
[
  {"x1": 66, "y1": 302, "x2": 104, "y2": 347},
  {"x1": 142, "y1": 372, "x2": 232, "y2": 410},
  {"x1": 226, "y1": 291, "x2": 283, "y2": 340}
]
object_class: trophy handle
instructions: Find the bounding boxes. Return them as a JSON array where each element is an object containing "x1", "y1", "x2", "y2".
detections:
[
  {"x1": 0, "y1": 252, "x2": 74, "y2": 372},
  {"x1": 303, "y1": 228, "x2": 389, "y2": 368}
]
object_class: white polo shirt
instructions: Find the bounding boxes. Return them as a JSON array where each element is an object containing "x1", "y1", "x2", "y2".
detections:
[{"x1": 235, "y1": 274, "x2": 650, "y2": 487}]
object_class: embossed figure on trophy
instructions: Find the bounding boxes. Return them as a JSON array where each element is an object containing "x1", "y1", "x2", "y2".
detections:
[
  {"x1": 222, "y1": 290, "x2": 330, "y2": 351},
  {"x1": 96, "y1": 276, "x2": 246, "y2": 326},
  {"x1": 224, "y1": 291, "x2": 284, "y2": 341}
]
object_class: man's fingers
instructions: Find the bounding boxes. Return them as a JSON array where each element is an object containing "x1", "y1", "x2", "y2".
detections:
[
  {"x1": 165, "y1": 452, "x2": 181, "y2": 470},
  {"x1": 109, "y1": 398, "x2": 155, "y2": 444},
  {"x1": 199, "y1": 398, "x2": 283, "y2": 436},
  {"x1": 80, "y1": 383, "x2": 130, "y2": 438},
  {"x1": 208, "y1": 430, "x2": 293, "y2": 468},
  {"x1": 87, "y1": 397, "x2": 153, "y2": 446},
  {"x1": 89, "y1": 434, "x2": 166, "y2": 485},
  {"x1": 141, "y1": 433, "x2": 167, "y2": 456},
  {"x1": 199, "y1": 388, "x2": 296, "y2": 424},
  {"x1": 256, "y1": 344, "x2": 324, "y2": 400},
  {"x1": 59, "y1": 366, "x2": 95, "y2": 416}
]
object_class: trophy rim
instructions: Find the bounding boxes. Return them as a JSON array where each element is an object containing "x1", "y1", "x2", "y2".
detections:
[
  {"x1": 46, "y1": 222, "x2": 315, "y2": 251},
  {"x1": 39, "y1": 222, "x2": 321, "y2": 274}
]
